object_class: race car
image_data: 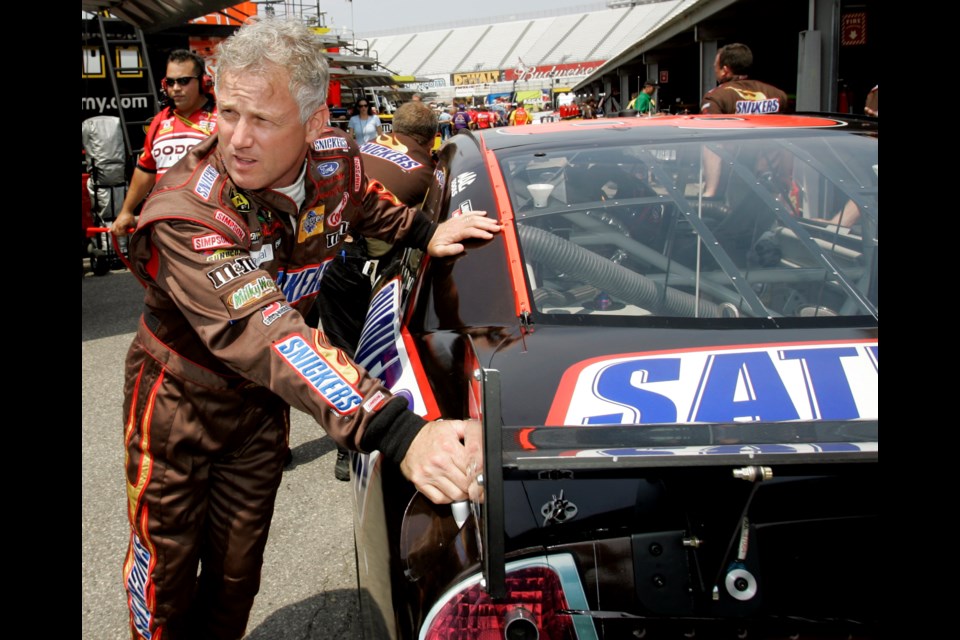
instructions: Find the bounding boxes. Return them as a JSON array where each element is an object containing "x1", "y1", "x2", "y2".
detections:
[{"x1": 350, "y1": 113, "x2": 878, "y2": 640}]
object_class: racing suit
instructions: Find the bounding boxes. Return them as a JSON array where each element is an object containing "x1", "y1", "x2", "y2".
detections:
[
  {"x1": 121, "y1": 127, "x2": 436, "y2": 640},
  {"x1": 700, "y1": 78, "x2": 789, "y2": 115}
]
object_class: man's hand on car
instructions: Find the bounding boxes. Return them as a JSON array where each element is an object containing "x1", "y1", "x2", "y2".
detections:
[
  {"x1": 428, "y1": 211, "x2": 501, "y2": 258},
  {"x1": 400, "y1": 419, "x2": 483, "y2": 504}
]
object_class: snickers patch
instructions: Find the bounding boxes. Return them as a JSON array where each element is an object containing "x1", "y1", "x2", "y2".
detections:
[
  {"x1": 360, "y1": 142, "x2": 423, "y2": 171},
  {"x1": 194, "y1": 165, "x2": 219, "y2": 200},
  {"x1": 313, "y1": 137, "x2": 350, "y2": 152},
  {"x1": 274, "y1": 335, "x2": 363, "y2": 414}
]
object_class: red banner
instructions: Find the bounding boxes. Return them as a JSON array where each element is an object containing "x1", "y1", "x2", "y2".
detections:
[{"x1": 504, "y1": 60, "x2": 606, "y2": 82}]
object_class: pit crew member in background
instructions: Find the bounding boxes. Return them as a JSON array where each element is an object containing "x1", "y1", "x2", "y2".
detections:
[
  {"x1": 700, "y1": 43, "x2": 788, "y2": 115},
  {"x1": 312, "y1": 100, "x2": 440, "y2": 481},
  {"x1": 509, "y1": 102, "x2": 531, "y2": 125},
  {"x1": 634, "y1": 79, "x2": 659, "y2": 115},
  {"x1": 120, "y1": 18, "x2": 497, "y2": 640},
  {"x1": 110, "y1": 50, "x2": 217, "y2": 236},
  {"x1": 452, "y1": 103, "x2": 472, "y2": 134},
  {"x1": 701, "y1": 43, "x2": 789, "y2": 197},
  {"x1": 865, "y1": 84, "x2": 878, "y2": 117}
]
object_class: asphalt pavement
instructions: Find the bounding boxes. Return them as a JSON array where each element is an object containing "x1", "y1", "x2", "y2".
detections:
[{"x1": 81, "y1": 265, "x2": 360, "y2": 639}]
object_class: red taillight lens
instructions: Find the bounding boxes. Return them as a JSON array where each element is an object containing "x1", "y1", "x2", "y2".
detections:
[{"x1": 422, "y1": 566, "x2": 577, "y2": 640}]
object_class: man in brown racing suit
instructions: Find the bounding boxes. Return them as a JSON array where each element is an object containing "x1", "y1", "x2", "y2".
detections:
[{"x1": 120, "y1": 18, "x2": 498, "y2": 640}]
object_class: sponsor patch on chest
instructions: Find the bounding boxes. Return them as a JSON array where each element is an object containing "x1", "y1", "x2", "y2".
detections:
[{"x1": 194, "y1": 165, "x2": 219, "y2": 200}]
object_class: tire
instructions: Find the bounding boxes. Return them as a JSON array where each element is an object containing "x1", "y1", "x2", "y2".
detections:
[{"x1": 91, "y1": 254, "x2": 110, "y2": 277}]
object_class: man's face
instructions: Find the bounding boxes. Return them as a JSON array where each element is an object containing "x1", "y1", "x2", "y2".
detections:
[
  {"x1": 216, "y1": 69, "x2": 325, "y2": 191},
  {"x1": 714, "y1": 53, "x2": 732, "y2": 83},
  {"x1": 165, "y1": 60, "x2": 205, "y2": 114}
]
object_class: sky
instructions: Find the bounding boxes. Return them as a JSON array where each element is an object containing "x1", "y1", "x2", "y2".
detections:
[{"x1": 300, "y1": 0, "x2": 610, "y2": 36}]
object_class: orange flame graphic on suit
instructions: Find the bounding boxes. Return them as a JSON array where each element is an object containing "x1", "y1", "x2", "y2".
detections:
[
  {"x1": 365, "y1": 179, "x2": 403, "y2": 206},
  {"x1": 313, "y1": 329, "x2": 361, "y2": 384}
]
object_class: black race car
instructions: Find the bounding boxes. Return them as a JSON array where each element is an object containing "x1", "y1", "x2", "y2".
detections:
[{"x1": 350, "y1": 114, "x2": 878, "y2": 640}]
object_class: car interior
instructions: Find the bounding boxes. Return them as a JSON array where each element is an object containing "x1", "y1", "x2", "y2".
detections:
[{"x1": 503, "y1": 135, "x2": 878, "y2": 320}]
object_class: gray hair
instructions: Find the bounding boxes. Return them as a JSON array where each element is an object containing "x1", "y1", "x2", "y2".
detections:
[
  {"x1": 216, "y1": 18, "x2": 329, "y2": 123},
  {"x1": 392, "y1": 101, "x2": 438, "y2": 146}
]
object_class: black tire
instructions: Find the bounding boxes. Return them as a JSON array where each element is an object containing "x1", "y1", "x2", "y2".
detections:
[{"x1": 92, "y1": 255, "x2": 110, "y2": 276}]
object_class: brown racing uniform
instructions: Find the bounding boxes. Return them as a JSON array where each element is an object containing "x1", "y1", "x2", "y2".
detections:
[
  {"x1": 700, "y1": 78, "x2": 789, "y2": 115},
  {"x1": 121, "y1": 127, "x2": 436, "y2": 640},
  {"x1": 314, "y1": 131, "x2": 436, "y2": 353}
]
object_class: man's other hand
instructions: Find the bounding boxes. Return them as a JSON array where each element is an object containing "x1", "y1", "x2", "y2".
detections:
[
  {"x1": 400, "y1": 419, "x2": 483, "y2": 504},
  {"x1": 427, "y1": 212, "x2": 501, "y2": 258},
  {"x1": 110, "y1": 211, "x2": 137, "y2": 236}
]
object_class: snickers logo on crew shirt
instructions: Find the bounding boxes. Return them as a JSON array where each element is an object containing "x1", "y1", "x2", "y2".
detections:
[
  {"x1": 360, "y1": 142, "x2": 423, "y2": 171},
  {"x1": 735, "y1": 99, "x2": 781, "y2": 114}
]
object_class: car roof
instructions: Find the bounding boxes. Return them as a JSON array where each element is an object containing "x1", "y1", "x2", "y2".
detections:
[{"x1": 476, "y1": 114, "x2": 876, "y2": 152}]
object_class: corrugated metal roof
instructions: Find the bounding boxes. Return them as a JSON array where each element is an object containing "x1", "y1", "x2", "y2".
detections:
[{"x1": 81, "y1": 1, "x2": 238, "y2": 32}]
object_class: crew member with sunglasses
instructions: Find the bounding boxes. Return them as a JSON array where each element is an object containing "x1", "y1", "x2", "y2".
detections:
[{"x1": 111, "y1": 50, "x2": 217, "y2": 236}]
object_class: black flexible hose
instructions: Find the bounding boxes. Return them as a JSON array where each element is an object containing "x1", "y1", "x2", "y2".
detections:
[{"x1": 518, "y1": 224, "x2": 723, "y2": 318}]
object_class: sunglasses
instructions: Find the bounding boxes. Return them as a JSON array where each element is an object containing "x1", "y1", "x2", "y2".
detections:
[
  {"x1": 357, "y1": 103, "x2": 369, "y2": 107},
  {"x1": 164, "y1": 76, "x2": 198, "y2": 87}
]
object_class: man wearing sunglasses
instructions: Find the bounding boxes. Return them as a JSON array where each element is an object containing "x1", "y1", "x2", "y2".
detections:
[{"x1": 111, "y1": 50, "x2": 217, "y2": 236}]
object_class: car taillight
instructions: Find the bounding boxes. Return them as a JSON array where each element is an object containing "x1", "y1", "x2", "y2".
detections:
[{"x1": 422, "y1": 566, "x2": 578, "y2": 640}]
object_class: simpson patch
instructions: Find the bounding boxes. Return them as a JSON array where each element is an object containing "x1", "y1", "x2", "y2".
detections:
[
  {"x1": 193, "y1": 233, "x2": 231, "y2": 251},
  {"x1": 215, "y1": 210, "x2": 246, "y2": 241}
]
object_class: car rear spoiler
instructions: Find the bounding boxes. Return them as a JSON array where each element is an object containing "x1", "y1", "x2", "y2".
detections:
[{"x1": 475, "y1": 367, "x2": 878, "y2": 598}]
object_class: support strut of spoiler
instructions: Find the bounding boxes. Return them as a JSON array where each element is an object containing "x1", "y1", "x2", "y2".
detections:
[{"x1": 480, "y1": 367, "x2": 506, "y2": 599}]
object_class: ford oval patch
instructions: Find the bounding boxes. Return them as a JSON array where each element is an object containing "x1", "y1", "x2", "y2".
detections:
[{"x1": 318, "y1": 161, "x2": 339, "y2": 178}]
